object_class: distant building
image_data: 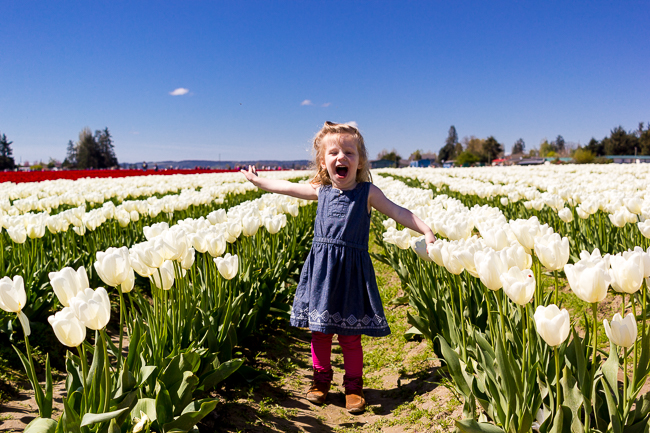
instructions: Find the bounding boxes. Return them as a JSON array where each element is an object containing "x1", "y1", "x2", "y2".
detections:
[
  {"x1": 370, "y1": 159, "x2": 397, "y2": 169},
  {"x1": 442, "y1": 160, "x2": 456, "y2": 168},
  {"x1": 517, "y1": 158, "x2": 545, "y2": 165},
  {"x1": 603, "y1": 155, "x2": 650, "y2": 164},
  {"x1": 409, "y1": 159, "x2": 432, "y2": 168}
]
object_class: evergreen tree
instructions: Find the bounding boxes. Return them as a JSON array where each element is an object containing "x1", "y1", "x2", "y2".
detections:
[
  {"x1": 482, "y1": 136, "x2": 503, "y2": 163},
  {"x1": 585, "y1": 138, "x2": 604, "y2": 156},
  {"x1": 95, "y1": 127, "x2": 118, "y2": 167},
  {"x1": 0, "y1": 133, "x2": 15, "y2": 170},
  {"x1": 438, "y1": 143, "x2": 455, "y2": 162},
  {"x1": 446, "y1": 125, "x2": 458, "y2": 148},
  {"x1": 63, "y1": 140, "x2": 77, "y2": 168},
  {"x1": 512, "y1": 138, "x2": 525, "y2": 155},
  {"x1": 76, "y1": 128, "x2": 102, "y2": 169},
  {"x1": 602, "y1": 126, "x2": 638, "y2": 155},
  {"x1": 554, "y1": 135, "x2": 565, "y2": 153},
  {"x1": 440, "y1": 125, "x2": 459, "y2": 162}
]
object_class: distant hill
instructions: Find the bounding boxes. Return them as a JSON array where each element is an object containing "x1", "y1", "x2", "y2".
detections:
[{"x1": 120, "y1": 160, "x2": 311, "y2": 170}]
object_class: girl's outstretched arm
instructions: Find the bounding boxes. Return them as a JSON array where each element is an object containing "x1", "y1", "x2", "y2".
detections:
[
  {"x1": 368, "y1": 184, "x2": 436, "y2": 244},
  {"x1": 240, "y1": 166, "x2": 318, "y2": 200}
]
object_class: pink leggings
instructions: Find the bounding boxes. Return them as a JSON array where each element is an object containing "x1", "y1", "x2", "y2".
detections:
[{"x1": 311, "y1": 331, "x2": 363, "y2": 378}]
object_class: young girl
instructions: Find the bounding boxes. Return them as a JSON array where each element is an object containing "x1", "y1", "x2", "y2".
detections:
[{"x1": 241, "y1": 121, "x2": 435, "y2": 413}]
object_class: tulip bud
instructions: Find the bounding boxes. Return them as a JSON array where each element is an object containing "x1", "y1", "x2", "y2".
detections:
[
  {"x1": 604, "y1": 313, "x2": 637, "y2": 348},
  {"x1": 242, "y1": 215, "x2": 261, "y2": 237},
  {"x1": 534, "y1": 304, "x2": 570, "y2": 347},
  {"x1": 48, "y1": 307, "x2": 86, "y2": 347}
]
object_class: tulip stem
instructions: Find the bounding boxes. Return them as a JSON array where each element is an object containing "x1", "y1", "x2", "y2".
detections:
[
  {"x1": 23, "y1": 333, "x2": 43, "y2": 414},
  {"x1": 553, "y1": 270, "x2": 559, "y2": 305},
  {"x1": 623, "y1": 347, "x2": 624, "y2": 413},
  {"x1": 632, "y1": 297, "x2": 638, "y2": 389},
  {"x1": 591, "y1": 303, "x2": 598, "y2": 379},
  {"x1": 520, "y1": 305, "x2": 527, "y2": 388},
  {"x1": 455, "y1": 273, "x2": 467, "y2": 362},
  {"x1": 117, "y1": 287, "x2": 125, "y2": 372},
  {"x1": 77, "y1": 344, "x2": 88, "y2": 413},
  {"x1": 554, "y1": 345, "x2": 561, "y2": 417}
]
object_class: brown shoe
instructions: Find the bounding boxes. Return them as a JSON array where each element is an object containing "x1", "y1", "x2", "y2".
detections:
[
  {"x1": 306, "y1": 369, "x2": 333, "y2": 404},
  {"x1": 344, "y1": 375, "x2": 365, "y2": 414}
]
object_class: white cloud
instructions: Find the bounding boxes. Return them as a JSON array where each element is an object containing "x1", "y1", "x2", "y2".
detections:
[
  {"x1": 301, "y1": 99, "x2": 313, "y2": 106},
  {"x1": 169, "y1": 88, "x2": 189, "y2": 96},
  {"x1": 321, "y1": 102, "x2": 331, "y2": 107}
]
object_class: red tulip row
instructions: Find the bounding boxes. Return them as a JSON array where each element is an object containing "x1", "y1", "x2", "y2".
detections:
[{"x1": 0, "y1": 168, "x2": 248, "y2": 184}]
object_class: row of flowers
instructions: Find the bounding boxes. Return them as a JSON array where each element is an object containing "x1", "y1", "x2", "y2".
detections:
[
  {"x1": 372, "y1": 172, "x2": 650, "y2": 432},
  {"x1": 0, "y1": 185, "x2": 316, "y2": 432}
]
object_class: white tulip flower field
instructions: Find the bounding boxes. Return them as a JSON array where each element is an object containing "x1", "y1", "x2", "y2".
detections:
[{"x1": 2, "y1": 165, "x2": 650, "y2": 432}]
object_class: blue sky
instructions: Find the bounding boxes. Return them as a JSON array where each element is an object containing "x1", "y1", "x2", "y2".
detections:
[{"x1": 1, "y1": 1, "x2": 648, "y2": 164}]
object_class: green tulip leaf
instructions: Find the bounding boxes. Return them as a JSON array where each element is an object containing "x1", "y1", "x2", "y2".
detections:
[
  {"x1": 198, "y1": 358, "x2": 243, "y2": 392},
  {"x1": 455, "y1": 419, "x2": 505, "y2": 433},
  {"x1": 107, "y1": 419, "x2": 121, "y2": 433},
  {"x1": 162, "y1": 399, "x2": 218, "y2": 432},
  {"x1": 130, "y1": 397, "x2": 157, "y2": 423},
  {"x1": 437, "y1": 336, "x2": 471, "y2": 397},
  {"x1": 155, "y1": 385, "x2": 174, "y2": 426},
  {"x1": 139, "y1": 365, "x2": 158, "y2": 388},
  {"x1": 62, "y1": 394, "x2": 81, "y2": 433},
  {"x1": 559, "y1": 367, "x2": 584, "y2": 433},
  {"x1": 24, "y1": 417, "x2": 58, "y2": 433},
  {"x1": 80, "y1": 407, "x2": 130, "y2": 427}
]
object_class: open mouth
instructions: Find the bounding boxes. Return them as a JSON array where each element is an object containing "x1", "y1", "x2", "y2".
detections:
[{"x1": 335, "y1": 166, "x2": 348, "y2": 178}]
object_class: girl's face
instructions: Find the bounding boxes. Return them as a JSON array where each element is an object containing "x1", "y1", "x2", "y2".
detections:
[{"x1": 321, "y1": 133, "x2": 360, "y2": 190}]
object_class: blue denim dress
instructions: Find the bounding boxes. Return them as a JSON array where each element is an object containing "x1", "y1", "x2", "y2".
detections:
[{"x1": 290, "y1": 182, "x2": 391, "y2": 337}]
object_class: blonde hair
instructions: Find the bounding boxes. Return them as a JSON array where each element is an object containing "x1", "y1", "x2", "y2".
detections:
[{"x1": 310, "y1": 121, "x2": 372, "y2": 186}]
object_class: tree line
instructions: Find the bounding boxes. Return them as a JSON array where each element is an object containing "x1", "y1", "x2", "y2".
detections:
[
  {"x1": 377, "y1": 122, "x2": 650, "y2": 166},
  {"x1": 0, "y1": 127, "x2": 119, "y2": 171}
]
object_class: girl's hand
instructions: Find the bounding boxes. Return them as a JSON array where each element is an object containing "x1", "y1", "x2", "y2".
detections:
[
  {"x1": 425, "y1": 231, "x2": 437, "y2": 245},
  {"x1": 241, "y1": 165, "x2": 259, "y2": 183}
]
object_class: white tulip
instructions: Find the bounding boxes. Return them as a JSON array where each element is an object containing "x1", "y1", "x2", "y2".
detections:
[
  {"x1": 242, "y1": 215, "x2": 261, "y2": 237},
  {"x1": 215, "y1": 253, "x2": 239, "y2": 280},
  {"x1": 499, "y1": 243, "x2": 532, "y2": 270},
  {"x1": 474, "y1": 249, "x2": 507, "y2": 291},
  {"x1": 638, "y1": 219, "x2": 650, "y2": 239},
  {"x1": 427, "y1": 239, "x2": 446, "y2": 267},
  {"x1": 534, "y1": 233, "x2": 570, "y2": 271},
  {"x1": 48, "y1": 266, "x2": 90, "y2": 307},
  {"x1": 500, "y1": 266, "x2": 535, "y2": 305},
  {"x1": 150, "y1": 260, "x2": 175, "y2": 290},
  {"x1": 48, "y1": 307, "x2": 86, "y2": 347},
  {"x1": 604, "y1": 313, "x2": 637, "y2": 348},
  {"x1": 70, "y1": 287, "x2": 111, "y2": 330},
  {"x1": 206, "y1": 233, "x2": 227, "y2": 258},
  {"x1": 564, "y1": 259, "x2": 610, "y2": 304},
  {"x1": 121, "y1": 268, "x2": 135, "y2": 293},
  {"x1": 94, "y1": 247, "x2": 131, "y2": 287},
  {"x1": 410, "y1": 236, "x2": 432, "y2": 262},
  {"x1": 558, "y1": 208, "x2": 573, "y2": 223},
  {"x1": 609, "y1": 252, "x2": 644, "y2": 294},
  {"x1": 534, "y1": 304, "x2": 570, "y2": 347},
  {"x1": 143, "y1": 222, "x2": 169, "y2": 240}
]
